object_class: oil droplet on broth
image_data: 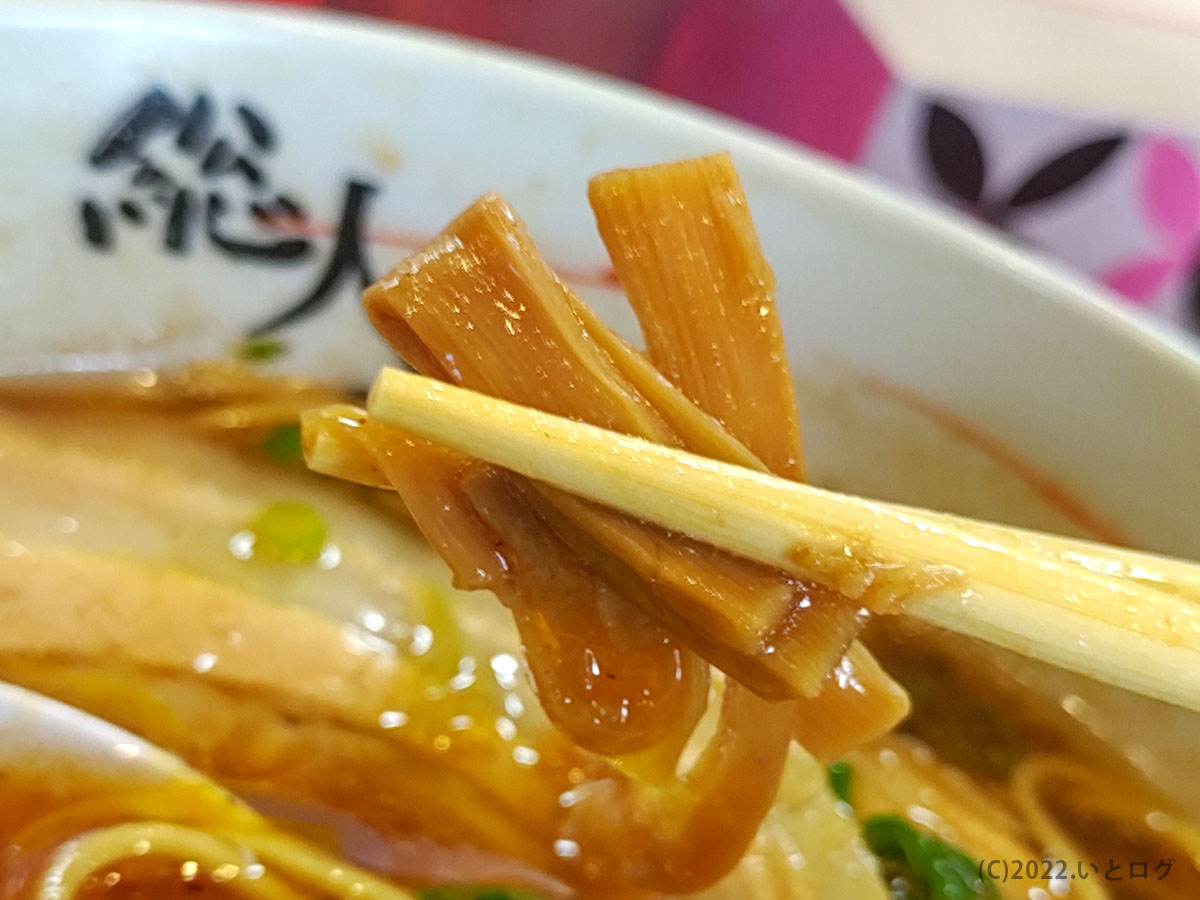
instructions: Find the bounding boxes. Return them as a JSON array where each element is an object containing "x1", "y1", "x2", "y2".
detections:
[{"x1": 378, "y1": 710, "x2": 408, "y2": 729}]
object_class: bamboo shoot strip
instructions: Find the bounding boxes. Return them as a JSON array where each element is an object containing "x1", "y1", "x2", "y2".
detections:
[
  {"x1": 365, "y1": 369, "x2": 1200, "y2": 713},
  {"x1": 589, "y1": 153, "x2": 806, "y2": 481},
  {"x1": 588, "y1": 153, "x2": 907, "y2": 757},
  {"x1": 361, "y1": 194, "x2": 862, "y2": 697}
]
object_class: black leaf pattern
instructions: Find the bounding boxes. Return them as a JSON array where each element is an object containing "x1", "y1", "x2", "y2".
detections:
[
  {"x1": 925, "y1": 102, "x2": 987, "y2": 205},
  {"x1": 1188, "y1": 263, "x2": 1200, "y2": 333},
  {"x1": 1004, "y1": 134, "x2": 1126, "y2": 209}
]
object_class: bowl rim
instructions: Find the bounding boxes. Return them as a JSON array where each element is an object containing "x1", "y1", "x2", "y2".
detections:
[
  {"x1": 0, "y1": 680, "x2": 183, "y2": 778},
  {"x1": 4, "y1": 0, "x2": 1199, "y2": 381}
]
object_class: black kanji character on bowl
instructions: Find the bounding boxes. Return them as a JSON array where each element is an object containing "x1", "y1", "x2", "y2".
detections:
[
  {"x1": 79, "y1": 86, "x2": 380, "y2": 335},
  {"x1": 80, "y1": 86, "x2": 310, "y2": 259}
]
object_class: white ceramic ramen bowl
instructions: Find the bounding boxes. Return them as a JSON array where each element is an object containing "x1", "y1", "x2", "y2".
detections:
[
  {"x1": 0, "y1": 680, "x2": 192, "y2": 781},
  {"x1": 0, "y1": 0, "x2": 1198, "y2": 800}
]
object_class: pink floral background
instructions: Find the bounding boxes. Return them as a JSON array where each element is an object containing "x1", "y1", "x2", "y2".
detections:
[{"x1": 221, "y1": 0, "x2": 1200, "y2": 338}]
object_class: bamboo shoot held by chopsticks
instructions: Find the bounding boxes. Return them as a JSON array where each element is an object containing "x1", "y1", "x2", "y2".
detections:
[
  {"x1": 589, "y1": 154, "x2": 806, "y2": 481},
  {"x1": 360, "y1": 192, "x2": 863, "y2": 700},
  {"x1": 300, "y1": 405, "x2": 391, "y2": 489},
  {"x1": 362, "y1": 369, "x2": 1200, "y2": 714},
  {"x1": 349, "y1": 174, "x2": 828, "y2": 889},
  {"x1": 588, "y1": 152, "x2": 907, "y2": 756}
]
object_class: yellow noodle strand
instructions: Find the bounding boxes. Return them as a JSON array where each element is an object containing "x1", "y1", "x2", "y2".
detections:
[
  {"x1": 33, "y1": 821, "x2": 418, "y2": 900},
  {"x1": 35, "y1": 823, "x2": 305, "y2": 900},
  {"x1": 1012, "y1": 755, "x2": 1200, "y2": 900},
  {"x1": 232, "y1": 831, "x2": 418, "y2": 900}
]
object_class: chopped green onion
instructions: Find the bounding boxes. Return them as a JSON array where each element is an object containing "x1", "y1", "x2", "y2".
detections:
[
  {"x1": 827, "y1": 760, "x2": 854, "y2": 803},
  {"x1": 262, "y1": 423, "x2": 304, "y2": 462},
  {"x1": 247, "y1": 501, "x2": 327, "y2": 563},
  {"x1": 862, "y1": 815, "x2": 997, "y2": 900},
  {"x1": 236, "y1": 335, "x2": 288, "y2": 363}
]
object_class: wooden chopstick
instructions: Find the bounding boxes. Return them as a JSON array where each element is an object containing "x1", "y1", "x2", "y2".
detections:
[{"x1": 362, "y1": 368, "x2": 1200, "y2": 713}]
